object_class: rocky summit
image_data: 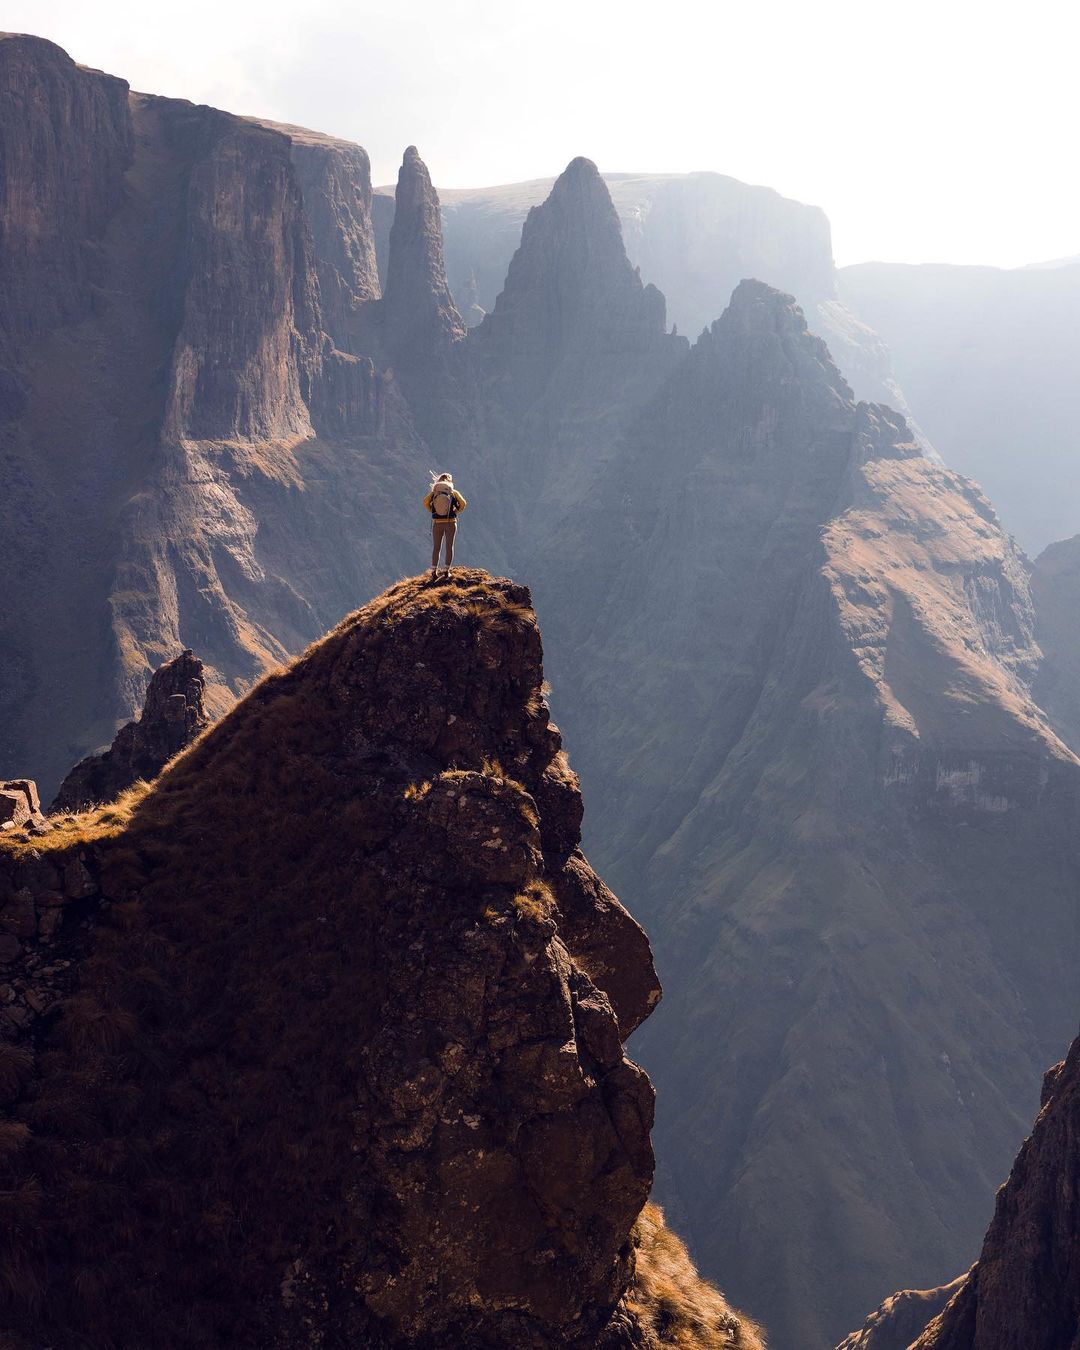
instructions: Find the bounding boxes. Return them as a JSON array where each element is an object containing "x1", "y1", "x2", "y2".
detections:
[{"x1": 0, "y1": 571, "x2": 761, "y2": 1350}]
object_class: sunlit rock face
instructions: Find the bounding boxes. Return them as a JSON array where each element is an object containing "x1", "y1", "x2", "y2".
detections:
[{"x1": 0, "y1": 38, "x2": 419, "y2": 797}]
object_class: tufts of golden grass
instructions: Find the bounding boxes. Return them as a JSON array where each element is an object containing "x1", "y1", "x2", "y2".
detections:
[
  {"x1": 627, "y1": 1204, "x2": 767, "y2": 1349},
  {"x1": 511, "y1": 881, "x2": 556, "y2": 924},
  {"x1": 0, "y1": 781, "x2": 155, "y2": 864}
]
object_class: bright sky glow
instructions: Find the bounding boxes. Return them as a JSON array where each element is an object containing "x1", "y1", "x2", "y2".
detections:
[{"x1": 7, "y1": 0, "x2": 1078, "y2": 268}]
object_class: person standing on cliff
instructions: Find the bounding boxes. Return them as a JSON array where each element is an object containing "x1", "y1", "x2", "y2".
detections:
[{"x1": 423, "y1": 471, "x2": 467, "y2": 578}]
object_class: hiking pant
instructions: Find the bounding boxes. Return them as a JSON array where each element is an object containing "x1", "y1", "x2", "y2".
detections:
[{"x1": 432, "y1": 519, "x2": 457, "y2": 568}]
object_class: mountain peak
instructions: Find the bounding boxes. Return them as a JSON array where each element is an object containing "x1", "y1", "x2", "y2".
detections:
[
  {"x1": 475, "y1": 152, "x2": 677, "y2": 439},
  {"x1": 555, "y1": 154, "x2": 603, "y2": 185},
  {"x1": 0, "y1": 570, "x2": 675, "y2": 1346}
]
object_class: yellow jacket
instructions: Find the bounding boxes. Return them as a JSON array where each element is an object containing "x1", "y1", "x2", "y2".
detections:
[{"x1": 423, "y1": 487, "x2": 467, "y2": 517}]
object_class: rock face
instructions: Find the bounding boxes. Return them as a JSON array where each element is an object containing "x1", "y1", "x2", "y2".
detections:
[
  {"x1": 51, "y1": 650, "x2": 209, "y2": 812},
  {"x1": 0, "y1": 35, "x2": 143, "y2": 791},
  {"x1": 1032, "y1": 532, "x2": 1080, "y2": 755},
  {"x1": 159, "y1": 103, "x2": 323, "y2": 445},
  {"x1": 910, "y1": 1035, "x2": 1080, "y2": 1350},
  {"x1": 0, "y1": 33, "x2": 133, "y2": 341},
  {"x1": 0, "y1": 36, "x2": 420, "y2": 797},
  {"x1": 378, "y1": 144, "x2": 466, "y2": 435},
  {"x1": 262, "y1": 120, "x2": 382, "y2": 351},
  {"x1": 524, "y1": 279, "x2": 1080, "y2": 1348},
  {"x1": 836, "y1": 1278, "x2": 966, "y2": 1350},
  {"x1": 838, "y1": 260, "x2": 1080, "y2": 552},
  {"x1": 0, "y1": 780, "x2": 43, "y2": 832},
  {"x1": 476, "y1": 159, "x2": 674, "y2": 412},
  {"x1": 0, "y1": 572, "x2": 759, "y2": 1349}
]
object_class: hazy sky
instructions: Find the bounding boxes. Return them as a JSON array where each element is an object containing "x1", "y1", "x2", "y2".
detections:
[{"x1": 7, "y1": 0, "x2": 1078, "y2": 268}]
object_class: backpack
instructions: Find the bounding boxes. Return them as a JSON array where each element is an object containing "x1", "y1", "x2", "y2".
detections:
[{"x1": 432, "y1": 486, "x2": 454, "y2": 518}]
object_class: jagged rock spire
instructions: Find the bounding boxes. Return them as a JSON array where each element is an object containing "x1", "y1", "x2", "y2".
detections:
[
  {"x1": 479, "y1": 155, "x2": 667, "y2": 363},
  {"x1": 51, "y1": 650, "x2": 209, "y2": 812},
  {"x1": 382, "y1": 144, "x2": 464, "y2": 359}
]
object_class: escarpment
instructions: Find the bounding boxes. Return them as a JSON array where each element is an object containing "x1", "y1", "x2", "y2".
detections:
[
  {"x1": 0, "y1": 35, "x2": 424, "y2": 796},
  {"x1": 0, "y1": 573, "x2": 759, "y2": 1349},
  {"x1": 0, "y1": 33, "x2": 133, "y2": 343}
]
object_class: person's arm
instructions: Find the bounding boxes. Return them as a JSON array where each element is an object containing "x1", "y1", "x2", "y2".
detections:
[
  {"x1": 453, "y1": 490, "x2": 467, "y2": 511},
  {"x1": 422, "y1": 491, "x2": 433, "y2": 511}
]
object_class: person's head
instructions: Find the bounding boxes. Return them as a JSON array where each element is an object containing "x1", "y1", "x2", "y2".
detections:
[{"x1": 435, "y1": 472, "x2": 452, "y2": 483}]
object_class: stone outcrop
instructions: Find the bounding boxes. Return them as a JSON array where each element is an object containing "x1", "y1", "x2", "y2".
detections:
[
  {"x1": 378, "y1": 145, "x2": 466, "y2": 435},
  {"x1": 476, "y1": 158, "x2": 681, "y2": 426},
  {"x1": 836, "y1": 1278, "x2": 966, "y2": 1350},
  {"x1": 0, "y1": 572, "x2": 722, "y2": 1349},
  {"x1": 0, "y1": 780, "x2": 44, "y2": 832},
  {"x1": 50, "y1": 650, "x2": 209, "y2": 812},
  {"x1": 382, "y1": 145, "x2": 465, "y2": 361},
  {"x1": 466, "y1": 158, "x2": 687, "y2": 517},
  {"x1": 910, "y1": 1035, "x2": 1080, "y2": 1349}
]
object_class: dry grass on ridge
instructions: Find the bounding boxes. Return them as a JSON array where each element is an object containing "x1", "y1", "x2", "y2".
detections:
[{"x1": 628, "y1": 1205, "x2": 767, "y2": 1349}]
